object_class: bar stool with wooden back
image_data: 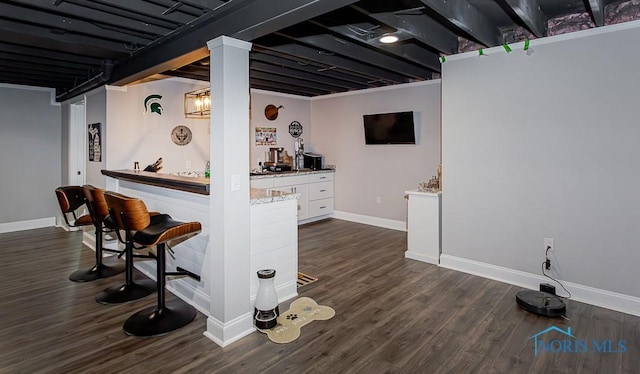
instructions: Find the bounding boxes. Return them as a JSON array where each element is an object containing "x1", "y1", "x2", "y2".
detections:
[
  {"x1": 55, "y1": 185, "x2": 110, "y2": 282},
  {"x1": 104, "y1": 191, "x2": 202, "y2": 337},
  {"x1": 76, "y1": 185, "x2": 126, "y2": 280},
  {"x1": 94, "y1": 191, "x2": 157, "y2": 305}
]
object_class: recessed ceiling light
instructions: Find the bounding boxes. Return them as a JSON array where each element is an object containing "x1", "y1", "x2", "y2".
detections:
[{"x1": 379, "y1": 34, "x2": 399, "y2": 44}]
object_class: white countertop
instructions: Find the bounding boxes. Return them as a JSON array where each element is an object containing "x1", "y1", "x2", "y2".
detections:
[
  {"x1": 250, "y1": 188, "x2": 299, "y2": 205},
  {"x1": 250, "y1": 168, "x2": 335, "y2": 179},
  {"x1": 405, "y1": 189, "x2": 442, "y2": 197}
]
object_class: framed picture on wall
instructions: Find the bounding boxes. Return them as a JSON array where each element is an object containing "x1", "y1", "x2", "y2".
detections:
[
  {"x1": 255, "y1": 126, "x2": 277, "y2": 145},
  {"x1": 88, "y1": 122, "x2": 102, "y2": 162}
]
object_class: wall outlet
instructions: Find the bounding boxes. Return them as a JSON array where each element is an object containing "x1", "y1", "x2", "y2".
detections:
[
  {"x1": 544, "y1": 237, "x2": 554, "y2": 252},
  {"x1": 376, "y1": 196, "x2": 381, "y2": 204}
]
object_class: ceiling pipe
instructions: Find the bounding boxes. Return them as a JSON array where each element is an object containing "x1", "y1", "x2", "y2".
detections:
[{"x1": 55, "y1": 60, "x2": 114, "y2": 102}]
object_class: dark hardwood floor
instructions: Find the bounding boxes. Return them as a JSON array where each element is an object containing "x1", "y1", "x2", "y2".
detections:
[{"x1": 1, "y1": 219, "x2": 638, "y2": 373}]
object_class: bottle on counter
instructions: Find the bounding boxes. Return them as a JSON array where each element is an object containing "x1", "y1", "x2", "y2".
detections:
[{"x1": 205, "y1": 161, "x2": 211, "y2": 178}]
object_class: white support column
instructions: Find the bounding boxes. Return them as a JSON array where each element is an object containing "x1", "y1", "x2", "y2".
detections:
[{"x1": 204, "y1": 36, "x2": 254, "y2": 347}]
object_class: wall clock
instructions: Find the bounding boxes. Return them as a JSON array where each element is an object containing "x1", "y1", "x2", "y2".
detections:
[{"x1": 171, "y1": 125, "x2": 192, "y2": 146}]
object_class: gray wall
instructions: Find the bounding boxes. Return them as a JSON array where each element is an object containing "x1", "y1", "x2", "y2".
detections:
[
  {"x1": 0, "y1": 85, "x2": 61, "y2": 224},
  {"x1": 441, "y1": 25, "x2": 640, "y2": 297},
  {"x1": 310, "y1": 82, "x2": 442, "y2": 222}
]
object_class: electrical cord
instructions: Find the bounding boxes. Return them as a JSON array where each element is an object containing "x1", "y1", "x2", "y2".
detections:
[{"x1": 541, "y1": 247, "x2": 572, "y2": 299}]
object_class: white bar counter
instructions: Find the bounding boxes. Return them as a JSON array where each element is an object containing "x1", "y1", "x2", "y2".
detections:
[{"x1": 103, "y1": 170, "x2": 299, "y2": 342}]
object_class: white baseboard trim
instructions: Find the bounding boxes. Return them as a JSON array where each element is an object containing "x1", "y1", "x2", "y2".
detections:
[
  {"x1": 204, "y1": 313, "x2": 255, "y2": 348},
  {"x1": 82, "y1": 231, "x2": 95, "y2": 250},
  {"x1": 333, "y1": 211, "x2": 406, "y2": 231},
  {"x1": 439, "y1": 254, "x2": 640, "y2": 317},
  {"x1": 82, "y1": 231, "x2": 119, "y2": 259},
  {"x1": 405, "y1": 251, "x2": 439, "y2": 265},
  {"x1": 0, "y1": 217, "x2": 56, "y2": 234},
  {"x1": 168, "y1": 281, "x2": 212, "y2": 317}
]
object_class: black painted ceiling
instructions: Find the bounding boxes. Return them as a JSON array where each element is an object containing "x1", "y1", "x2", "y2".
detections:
[{"x1": 0, "y1": 0, "x2": 634, "y2": 101}]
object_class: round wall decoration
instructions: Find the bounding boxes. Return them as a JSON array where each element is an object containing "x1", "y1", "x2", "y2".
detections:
[
  {"x1": 289, "y1": 121, "x2": 303, "y2": 138},
  {"x1": 171, "y1": 125, "x2": 192, "y2": 146},
  {"x1": 264, "y1": 104, "x2": 283, "y2": 121}
]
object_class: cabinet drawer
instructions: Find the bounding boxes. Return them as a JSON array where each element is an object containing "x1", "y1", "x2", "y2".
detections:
[
  {"x1": 309, "y1": 181, "x2": 333, "y2": 200},
  {"x1": 250, "y1": 178, "x2": 274, "y2": 189},
  {"x1": 308, "y1": 198, "x2": 333, "y2": 217},
  {"x1": 309, "y1": 173, "x2": 333, "y2": 183},
  {"x1": 273, "y1": 175, "x2": 309, "y2": 187}
]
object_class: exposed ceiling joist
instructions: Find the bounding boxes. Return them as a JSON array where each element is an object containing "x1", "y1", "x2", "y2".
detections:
[
  {"x1": 179, "y1": 0, "x2": 229, "y2": 11},
  {"x1": 0, "y1": 20, "x2": 134, "y2": 55},
  {"x1": 61, "y1": 1, "x2": 184, "y2": 29},
  {"x1": 251, "y1": 77, "x2": 327, "y2": 96},
  {"x1": 364, "y1": 10, "x2": 458, "y2": 54},
  {"x1": 250, "y1": 60, "x2": 368, "y2": 90},
  {"x1": 503, "y1": 0, "x2": 548, "y2": 37},
  {"x1": 0, "y1": 42, "x2": 103, "y2": 65},
  {"x1": 0, "y1": 58, "x2": 85, "y2": 74},
  {"x1": 419, "y1": 0, "x2": 503, "y2": 47},
  {"x1": 96, "y1": 0, "x2": 204, "y2": 23},
  {"x1": 13, "y1": 0, "x2": 174, "y2": 36},
  {"x1": 108, "y1": 0, "x2": 361, "y2": 88},
  {"x1": 294, "y1": 33, "x2": 432, "y2": 79},
  {"x1": 0, "y1": 3, "x2": 153, "y2": 46},
  {"x1": 324, "y1": 23, "x2": 440, "y2": 72},
  {"x1": 0, "y1": 52, "x2": 90, "y2": 70},
  {"x1": 251, "y1": 50, "x2": 384, "y2": 87},
  {"x1": 0, "y1": 29, "x2": 121, "y2": 59},
  {"x1": 586, "y1": 0, "x2": 605, "y2": 26},
  {"x1": 380, "y1": 43, "x2": 439, "y2": 72},
  {"x1": 267, "y1": 41, "x2": 407, "y2": 84},
  {"x1": 250, "y1": 70, "x2": 338, "y2": 93}
]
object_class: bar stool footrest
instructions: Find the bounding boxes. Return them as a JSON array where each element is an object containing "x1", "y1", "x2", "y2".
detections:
[
  {"x1": 68, "y1": 262, "x2": 126, "y2": 282},
  {"x1": 123, "y1": 299, "x2": 197, "y2": 337},
  {"x1": 95, "y1": 279, "x2": 156, "y2": 304}
]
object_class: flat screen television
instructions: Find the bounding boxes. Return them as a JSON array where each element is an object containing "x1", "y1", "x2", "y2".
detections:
[{"x1": 363, "y1": 111, "x2": 416, "y2": 144}]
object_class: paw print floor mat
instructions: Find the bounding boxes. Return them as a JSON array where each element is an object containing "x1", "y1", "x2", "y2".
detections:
[{"x1": 258, "y1": 297, "x2": 335, "y2": 344}]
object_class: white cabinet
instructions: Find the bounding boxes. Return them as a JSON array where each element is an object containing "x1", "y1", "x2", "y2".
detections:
[
  {"x1": 250, "y1": 178, "x2": 274, "y2": 189},
  {"x1": 405, "y1": 190, "x2": 441, "y2": 265},
  {"x1": 273, "y1": 175, "x2": 309, "y2": 221},
  {"x1": 250, "y1": 172, "x2": 334, "y2": 224},
  {"x1": 307, "y1": 173, "x2": 333, "y2": 222}
]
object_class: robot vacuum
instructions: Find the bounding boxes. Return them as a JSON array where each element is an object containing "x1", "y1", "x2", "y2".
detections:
[{"x1": 516, "y1": 289, "x2": 566, "y2": 317}]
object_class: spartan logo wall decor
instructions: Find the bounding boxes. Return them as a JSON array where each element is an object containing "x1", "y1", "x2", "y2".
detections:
[{"x1": 144, "y1": 94, "x2": 163, "y2": 115}]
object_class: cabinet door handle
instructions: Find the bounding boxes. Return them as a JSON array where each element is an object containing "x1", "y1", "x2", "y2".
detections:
[
  {"x1": 319, "y1": 206, "x2": 326, "y2": 209},
  {"x1": 319, "y1": 177, "x2": 326, "y2": 179},
  {"x1": 319, "y1": 189, "x2": 326, "y2": 192}
]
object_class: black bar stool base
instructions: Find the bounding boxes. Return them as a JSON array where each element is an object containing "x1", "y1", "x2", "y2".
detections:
[
  {"x1": 69, "y1": 262, "x2": 126, "y2": 282},
  {"x1": 95, "y1": 279, "x2": 156, "y2": 304},
  {"x1": 123, "y1": 299, "x2": 197, "y2": 337}
]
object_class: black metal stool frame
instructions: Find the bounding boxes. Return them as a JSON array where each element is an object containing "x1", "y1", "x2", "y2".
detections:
[{"x1": 94, "y1": 208, "x2": 156, "y2": 305}]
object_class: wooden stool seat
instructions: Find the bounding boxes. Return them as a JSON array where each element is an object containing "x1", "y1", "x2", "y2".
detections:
[
  {"x1": 133, "y1": 215, "x2": 201, "y2": 246},
  {"x1": 104, "y1": 191, "x2": 201, "y2": 337}
]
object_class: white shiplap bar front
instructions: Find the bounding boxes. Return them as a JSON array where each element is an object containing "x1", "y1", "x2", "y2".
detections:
[{"x1": 104, "y1": 176, "x2": 299, "y2": 346}]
